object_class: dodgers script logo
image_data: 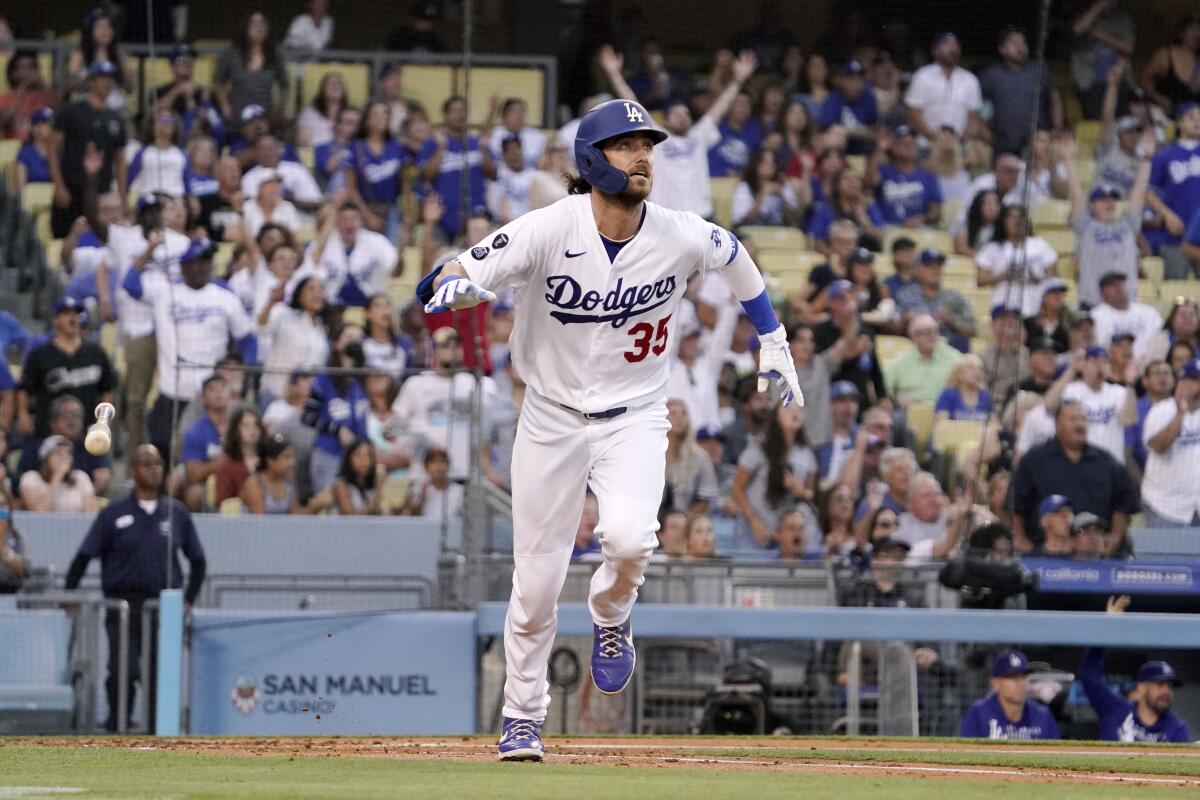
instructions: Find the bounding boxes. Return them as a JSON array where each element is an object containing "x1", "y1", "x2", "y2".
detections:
[{"x1": 544, "y1": 274, "x2": 675, "y2": 327}]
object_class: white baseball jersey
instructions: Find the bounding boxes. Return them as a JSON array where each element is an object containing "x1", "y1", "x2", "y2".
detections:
[
  {"x1": 136, "y1": 272, "x2": 253, "y2": 399},
  {"x1": 1062, "y1": 380, "x2": 1129, "y2": 464},
  {"x1": 459, "y1": 195, "x2": 744, "y2": 415},
  {"x1": 1089, "y1": 302, "x2": 1163, "y2": 359},
  {"x1": 1141, "y1": 399, "x2": 1200, "y2": 523},
  {"x1": 107, "y1": 225, "x2": 190, "y2": 338},
  {"x1": 975, "y1": 236, "x2": 1059, "y2": 318},
  {"x1": 242, "y1": 162, "x2": 323, "y2": 206},
  {"x1": 306, "y1": 229, "x2": 397, "y2": 306},
  {"x1": 649, "y1": 117, "x2": 722, "y2": 219}
]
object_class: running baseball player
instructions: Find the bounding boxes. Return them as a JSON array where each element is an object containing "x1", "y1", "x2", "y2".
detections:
[{"x1": 418, "y1": 98, "x2": 803, "y2": 761}]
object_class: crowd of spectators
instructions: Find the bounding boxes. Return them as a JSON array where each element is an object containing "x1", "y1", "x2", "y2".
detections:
[{"x1": 0, "y1": 4, "x2": 1198, "y2": 572}]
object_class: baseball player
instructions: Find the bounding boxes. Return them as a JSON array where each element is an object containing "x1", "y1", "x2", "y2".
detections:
[
  {"x1": 418, "y1": 98, "x2": 803, "y2": 761},
  {"x1": 959, "y1": 650, "x2": 1060, "y2": 740}
]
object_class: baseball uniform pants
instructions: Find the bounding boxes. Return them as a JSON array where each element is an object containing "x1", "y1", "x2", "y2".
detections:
[{"x1": 501, "y1": 389, "x2": 668, "y2": 723}]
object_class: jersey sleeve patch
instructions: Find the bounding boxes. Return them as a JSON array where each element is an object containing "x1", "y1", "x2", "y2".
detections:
[{"x1": 708, "y1": 225, "x2": 740, "y2": 268}]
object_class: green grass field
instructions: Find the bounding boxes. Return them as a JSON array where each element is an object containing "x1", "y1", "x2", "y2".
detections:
[{"x1": 2, "y1": 740, "x2": 1198, "y2": 800}]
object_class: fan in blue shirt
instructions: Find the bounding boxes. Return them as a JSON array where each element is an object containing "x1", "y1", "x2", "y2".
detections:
[
  {"x1": 960, "y1": 650, "x2": 1060, "y2": 740},
  {"x1": 817, "y1": 61, "x2": 878, "y2": 155},
  {"x1": 874, "y1": 127, "x2": 943, "y2": 226},
  {"x1": 1146, "y1": 103, "x2": 1200, "y2": 255},
  {"x1": 418, "y1": 97, "x2": 493, "y2": 242},
  {"x1": 1078, "y1": 645, "x2": 1192, "y2": 743}
]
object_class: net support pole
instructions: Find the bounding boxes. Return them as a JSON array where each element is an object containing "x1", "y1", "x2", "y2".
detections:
[{"x1": 155, "y1": 588, "x2": 184, "y2": 736}]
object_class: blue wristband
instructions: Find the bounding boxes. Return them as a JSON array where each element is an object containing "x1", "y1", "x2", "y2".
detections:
[{"x1": 740, "y1": 289, "x2": 779, "y2": 336}]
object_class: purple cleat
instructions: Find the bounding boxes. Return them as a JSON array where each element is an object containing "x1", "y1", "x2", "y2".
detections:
[
  {"x1": 591, "y1": 621, "x2": 636, "y2": 694},
  {"x1": 498, "y1": 717, "x2": 544, "y2": 762}
]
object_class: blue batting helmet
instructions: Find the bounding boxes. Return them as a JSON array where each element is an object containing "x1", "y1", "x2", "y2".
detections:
[{"x1": 574, "y1": 99, "x2": 667, "y2": 195}]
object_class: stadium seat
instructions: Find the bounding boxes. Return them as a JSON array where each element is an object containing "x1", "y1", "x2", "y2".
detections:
[
  {"x1": 298, "y1": 146, "x2": 315, "y2": 170},
  {"x1": 932, "y1": 419, "x2": 985, "y2": 456},
  {"x1": 380, "y1": 475, "x2": 411, "y2": 514},
  {"x1": 845, "y1": 154, "x2": 867, "y2": 175},
  {"x1": 219, "y1": 498, "x2": 244, "y2": 515},
  {"x1": 1140, "y1": 256, "x2": 1164, "y2": 285},
  {"x1": 1076, "y1": 160, "x2": 1096, "y2": 189},
  {"x1": 1158, "y1": 281, "x2": 1200, "y2": 313},
  {"x1": 757, "y1": 249, "x2": 824, "y2": 277},
  {"x1": 1039, "y1": 228, "x2": 1076, "y2": 256},
  {"x1": 139, "y1": 55, "x2": 217, "y2": 104},
  {"x1": 0, "y1": 610, "x2": 75, "y2": 731},
  {"x1": 875, "y1": 335, "x2": 913, "y2": 367},
  {"x1": 710, "y1": 177, "x2": 737, "y2": 230},
  {"x1": 906, "y1": 402, "x2": 935, "y2": 450},
  {"x1": 883, "y1": 227, "x2": 952, "y2": 255},
  {"x1": 944, "y1": 255, "x2": 976, "y2": 276},
  {"x1": 303, "y1": 61, "x2": 372, "y2": 109},
  {"x1": 940, "y1": 199, "x2": 963, "y2": 230},
  {"x1": 461, "y1": 67, "x2": 546, "y2": 128},
  {"x1": 343, "y1": 306, "x2": 366, "y2": 328},
  {"x1": 21, "y1": 184, "x2": 53, "y2": 216},
  {"x1": 45, "y1": 239, "x2": 63, "y2": 271},
  {"x1": 739, "y1": 226, "x2": 806, "y2": 252},
  {"x1": 1031, "y1": 199, "x2": 1070, "y2": 229},
  {"x1": 0, "y1": 140, "x2": 19, "y2": 170},
  {"x1": 1056, "y1": 255, "x2": 1077, "y2": 281},
  {"x1": 942, "y1": 273, "x2": 975, "y2": 292},
  {"x1": 402, "y1": 64, "x2": 456, "y2": 121},
  {"x1": 1074, "y1": 120, "x2": 1103, "y2": 154}
]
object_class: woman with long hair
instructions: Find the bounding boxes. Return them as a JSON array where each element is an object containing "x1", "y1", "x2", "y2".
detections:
[
  {"x1": 365, "y1": 371, "x2": 414, "y2": 480},
  {"x1": 1139, "y1": 14, "x2": 1200, "y2": 115},
  {"x1": 1143, "y1": 298, "x2": 1199, "y2": 368},
  {"x1": 778, "y1": 100, "x2": 817, "y2": 184},
  {"x1": 730, "y1": 401, "x2": 817, "y2": 548},
  {"x1": 303, "y1": 326, "x2": 368, "y2": 493},
  {"x1": 260, "y1": 273, "x2": 329, "y2": 405},
  {"x1": 925, "y1": 127, "x2": 971, "y2": 207},
  {"x1": 296, "y1": 71, "x2": 347, "y2": 147},
  {"x1": 936, "y1": 353, "x2": 992, "y2": 422},
  {"x1": 215, "y1": 408, "x2": 265, "y2": 504},
  {"x1": 684, "y1": 513, "x2": 717, "y2": 560},
  {"x1": 362, "y1": 293, "x2": 407, "y2": 375},
  {"x1": 731, "y1": 147, "x2": 802, "y2": 227},
  {"x1": 756, "y1": 81, "x2": 787, "y2": 137},
  {"x1": 19, "y1": 436, "x2": 96, "y2": 512},
  {"x1": 184, "y1": 136, "x2": 220, "y2": 222},
  {"x1": 65, "y1": 8, "x2": 129, "y2": 106},
  {"x1": 345, "y1": 101, "x2": 407, "y2": 237},
  {"x1": 808, "y1": 166, "x2": 885, "y2": 253},
  {"x1": 818, "y1": 483, "x2": 857, "y2": 556},
  {"x1": 662, "y1": 400, "x2": 720, "y2": 515},
  {"x1": 13, "y1": 107, "x2": 54, "y2": 193},
  {"x1": 128, "y1": 112, "x2": 187, "y2": 198},
  {"x1": 214, "y1": 11, "x2": 289, "y2": 124},
  {"x1": 797, "y1": 54, "x2": 831, "y2": 120},
  {"x1": 975, "y1": 204, "x2": 1059, "y2": 318},
  {"x1": 954, "y1": 189, "x2": 1001, "y2": 257},
  {"x1": 332, "y1": 439, "x2": 383, "y2": 515},
  {"x1": 241, "y1": 432, "x2": 308, "y2": 513}
]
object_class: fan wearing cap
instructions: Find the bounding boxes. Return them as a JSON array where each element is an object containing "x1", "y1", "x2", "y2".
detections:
[
  {"x1": 19, "y1": 434, "x2": 97, "y2": 514},
  {"x1": 818, "y1": 60, "x2": 878, "y2": 151},
  {"x1": 48, "y1": 59, "x2": 127, "y2": 239},
  {"x1": 1068, "y1": 511, "x2": 1109, "y2": 560},
  {"x1": 979, "y1": 304, "x2": 1030, "y2": 403},
  {"x1": 979, "y1": 28, "x2": 1061, "y2": 157},
  {"x1": 128, "y1": 112, "x2": 187, "y2": 198},
  {"x1": 1023, "y1": 278, "x2": 1070, "y2": 355},
  {"x1": 1145, "y1": 102, "x2": 1200, "y2": 279},
  {"x1": 1029, "y1": 494, "x2": 1075, "y2": 557},
  {"x1": 123, "y1": 238, "x2": 256, "y2": 460},
  {"x1": 1141, "y1": 358, "x2": 1200, "y2": 526},
  {"x1": 1090, "y1": 270, "x2": 1165, "y2": 358},
  {"x1": 960, "y1": 650, "x2": 1060, "y2": 740},
  {"x1": 893, "y1": 248, "x2": 976, "y2": 352},
  {"x1": 241, "y1": 168, "x2": 300, "y2": 237},
  {"x1": 813, "y1": 278, "x2": 888, "y2": 406},
  {"x1": 241, "y1": 134, "x2": 322, "y2": 213},
  {"x1": 1045, "y1": 343, "x2": 1137, "y2": 464},
  {"x1": 867, "y1": 125, "x2": 942, "y2": 227},
  {"x1": 18, "y1": 296, "x2": 116, "y2": 443},
  {"x1": 1078, "y1": 600, "x2": 1191, "y2": 742},
  {"x1": 904, "y1": 33, "x2": 984, "y2": 145},
  {"x1": 13, "y1": 107, "x2": 56, "y2": 194}
]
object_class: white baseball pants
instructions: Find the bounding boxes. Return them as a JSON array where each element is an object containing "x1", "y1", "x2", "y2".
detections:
[{"x1": 501, "y1": 389, "x2": 668, "y2": 723}]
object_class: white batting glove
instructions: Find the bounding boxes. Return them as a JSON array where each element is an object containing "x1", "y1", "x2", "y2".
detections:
[
  {"x1": 757, "y1": 325, "x2": 805, "y2": 407},
  {"x1": 424, "y1": 277, "x2": 497, "y2": 314}
]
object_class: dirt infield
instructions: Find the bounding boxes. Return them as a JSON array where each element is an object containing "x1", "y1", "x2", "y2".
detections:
[{"x1": 12, "y1": 736, "x2": 1200, "y2": 788}]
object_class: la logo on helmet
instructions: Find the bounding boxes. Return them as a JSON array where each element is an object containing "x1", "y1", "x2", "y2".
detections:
[{"x1": 623, "y1": 102, "x2": 644, "y2": 123}]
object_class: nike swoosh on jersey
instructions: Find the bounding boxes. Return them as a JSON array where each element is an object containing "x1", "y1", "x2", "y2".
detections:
[{"x1": 564, "y1": 250, "x2": 586, "y2": 258}]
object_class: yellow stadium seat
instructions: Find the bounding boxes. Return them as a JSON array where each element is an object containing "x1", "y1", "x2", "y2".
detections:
[
  {"x1": 1074, "y1": 120, "x2": 1103, "y2": 153},
  {"x1": 739, "y1": 226, "x2": 806, "y2": 252},
  {"x1": 883, "y1": 226, "x2": 952, "y2": 255},
  {"x1": 342, "y1": 306, "x2": 366, "y2": 329},
  {"x1": 932, "y1": 419, "x2": 985, "y2": 456},
  {"x1": 906, "y1": 402, "x2": 935, "y2": 450},
  {"x1": 403, "y1": 245, "x2": 422, "y2": 276},
  {"x1": 710, "y1": 177, "x2": 737, "y2": 230},
  {"x1": 1140, "y1": 256, "x2": 1164, "y2": 285},
  {"x1": 1057, "y1": 255, "x2": 1077, "y2": 281},
  {"x1": 219, "y1": 498, "x2": 244, "y2": 515},
  {"x1": 302, "y1": 61, "x2": 372, "y2": 109},
  {"x1": 21, "y1": 183, "x2": 53, "y2": 216},
  {"x1": 940, "y1": 199, "x2": 963, "y2": 230},
  {"x1": 380, "y1": 475, "x2": 411, "y2": 514},
  {"x1": 944, "y1": 254, "x2": 975, "y2": 276},
  {"x1": 845, "y1": 154, "x2": 866, "y2": 175},
  {"x1": 942, "y1": 273, "x2": 975, "y2": 292},
  {"x1": 757, "y1": 249, "x2": 824, "y2": 275},
  {"x1": 1076, "y1": 160, "x2": 1096, "y2": 189},
  {"x1": 35, "y1": 213, "x2": 52, "y2": 247},
  {"x1": 0, "y1": 140, "x2": 19, "y2": 169},
  {"x1": 194, "y1": 39, "x2": 232, "y2": 50},
  {"x1": 970, "y1": 337, "x2": 989, "y2": 354},
  {"x1": 298, "y1": 146, "x2": 315, "y2": 170},
  {"x1": 140, "y1": 55, "x2": 216, "y2": 100},
  {"x1": 45, "y1": 238, "x2": 63, "y2": 270},
  {"x1": 402, "y1": 64, "x2": 455, "y2": 119},
  {"x1": 462, "y1": 67, "x2": 546, "y2": 128},
  {"x1": 1031, "y1": 199, "x2": 1070, "y2": 229},
  {"x1": 966, "y1": 289, "x2": 994, "y2": 325},
  {"x1": 1158, "y1": 281, "x2": 1200, "y2": 313},
  {"x1": 1039, "y1": 228, "x2": 1077, "y2": 256},
  {"x1": 875, "y1": 335, "x2": 914, "y2": 367}
]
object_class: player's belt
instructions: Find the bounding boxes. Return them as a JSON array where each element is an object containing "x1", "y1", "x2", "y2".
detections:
[{"x1": 557, "y1": 402, "x2": 628, "y2": 421}]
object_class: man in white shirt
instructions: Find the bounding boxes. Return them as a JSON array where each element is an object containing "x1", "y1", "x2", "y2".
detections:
[
  {"x1": 123, "y1": 239, "x2": 256, "y2": 461},
  {"x1": 905, "y1": 32, "x2": 984, "y2": 145},
  {"x1": 242, "y1": 172, "x2": 301, "y2": 237},
  {"x1": 283, "y1": 0, "x2": 333, "y2": 55},
  {"x1": 488, "y1": 98, "x2": 546, "y2": 169},
  {"x1": 1045, "y1": 346, "x2": 1137, "y2": 465},
  {"x1": 241, "y1": 135, "x2": 323, "y2": 212},
  {"x1": 600, "y1": 46, "x2": 758, "y2": 219},
  {"x1": 301, "y1": 202, "x2": 398, "y2": 307},
  {"x1": 665, "y1": 307, "x2": 737, "y2": 433},
  {"x1": 487, "y1": 136, "x2": 534, "y2": 224},
  {"x1": 1088, "y1": 272, "x2": 1163, "y2": 361},
  {"x1": 1141, "y1": 359, "x2": 1200, "y2": 526}
]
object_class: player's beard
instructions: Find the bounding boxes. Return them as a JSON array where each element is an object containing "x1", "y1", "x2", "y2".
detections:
[{"x1": 609, "y1": 175, "x2": 651, "y2": 208}]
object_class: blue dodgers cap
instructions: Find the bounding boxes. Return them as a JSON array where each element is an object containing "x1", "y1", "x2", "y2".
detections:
[
  {"x1": 52, "y1": 296, "x2": 84, "y2": 315},
  {"x1": 918, "y1": 247, "x2": 946, "y2": 266},
  {"x1": 826, "y1": 279, "x2": 855, "y2": 299},
  {"x1": 1176, "y1": 101, "x2": 1199, "y2": 120},
  {"x1": 1110, "y1": 331, "x2": 1135, "y2": 345},
  {"x1": 1137, "y1": 660, "x2": 1182, "y2": 686},
  {"x1": 933, "y1": 32, "x2": 958, "y2": 48},
  {"x1": 1088, "y1": 183, "x2": 1123, "y2": 203},
  {"x1": 169, "y1": 43, "x2": 195, "y2": 62},
  {"x1": 179, "y1": 237, "x2": 214, "y2": 265},
  {"x1": 992, "y1": 650, "x2": 1031, "y2": 678},
  {"x1": 31, "y1": 107, "x2": 54, "y2": 125},
  {"x1": 1084, "y1": 345, "x2": 1109, "y2": 359},
  {"x1": 241, "y1": 103, "x2": 267, "y2": 123},
  {"x1": 831, "y1": 380, "x2": 860, "y2": 401},
  {"x1": 87, "y1": 60, "x2": 118, "y2": 78},
  {"x1": 1038, "y1": 494, "x2": 1073, "y2": 517},
  {"x1": 695, "y1": 426, "x2": 725, "y2": 442},
  {"x1": 1179, "y1": 359, "x2": 1200, "y2": 381},
  {"x1": 839, "y1": 59, "x2": 866, "y2": 76},
  {"x1": 990, "y1": 303, "x2": 1020, "y2": 320}
]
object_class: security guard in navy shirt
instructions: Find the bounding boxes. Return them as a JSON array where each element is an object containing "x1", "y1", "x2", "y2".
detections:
[{"x1": 65, "y1": 445, "x2": 206, "y2": 731}]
